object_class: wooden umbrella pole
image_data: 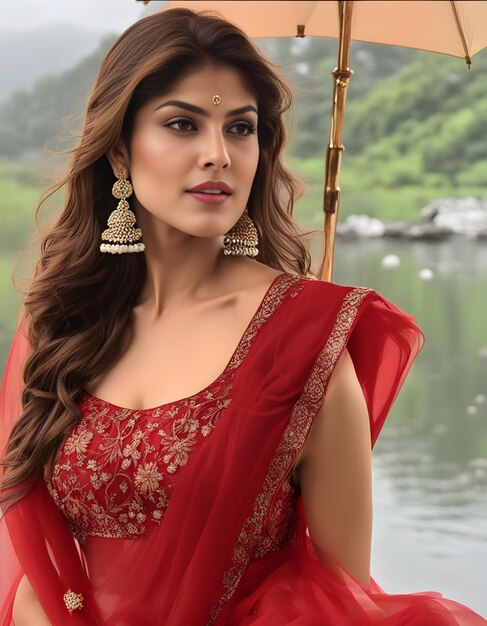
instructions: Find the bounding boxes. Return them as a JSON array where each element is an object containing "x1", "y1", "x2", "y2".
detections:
[{"x1": 319, "y1": 0, "x2": 355, "y2": 282}]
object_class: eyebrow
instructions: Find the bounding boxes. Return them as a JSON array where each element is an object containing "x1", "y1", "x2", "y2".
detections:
[{"x1": 154, "y1": 99, "x2": 258, "y2": 117}]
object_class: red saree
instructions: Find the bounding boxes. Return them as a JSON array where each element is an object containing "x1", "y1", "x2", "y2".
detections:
[{"x1": 1, "y1": 272, "x2": 486, "y2": 625}]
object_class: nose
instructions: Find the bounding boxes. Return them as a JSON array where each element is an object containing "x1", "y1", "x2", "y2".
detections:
[{"x1": 198, "y1": 128, "x2": 231, "y2": 170}]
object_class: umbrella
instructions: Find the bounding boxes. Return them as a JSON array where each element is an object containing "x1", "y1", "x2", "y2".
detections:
[{"x1": 141, "y1": 0, "x2": 487, "y2": 281}]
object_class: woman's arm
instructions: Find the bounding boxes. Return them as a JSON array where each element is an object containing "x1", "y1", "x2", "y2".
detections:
[
  {"x1": 299, "y1": 348, "x2": 373, "y2": 588},
  {"x1": 12, "y1": 574, "x2": 52, "y2": 626}
]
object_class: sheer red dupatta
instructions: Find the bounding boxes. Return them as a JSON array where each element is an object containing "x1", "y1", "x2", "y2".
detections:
[
  {"x1": 223, "y1": 281, "x2": 486, "y2": 626},
  {"x1": 1, "y1": 278, "x2": 485, "y2": 625},
  {"x1": 0, "y1": 311, "x2": 105, "y2": 625}
]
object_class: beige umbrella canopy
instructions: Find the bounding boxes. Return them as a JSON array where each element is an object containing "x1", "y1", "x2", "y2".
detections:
[{"x1": 142, "y1": 0, "x2": 487, "y2": 281}]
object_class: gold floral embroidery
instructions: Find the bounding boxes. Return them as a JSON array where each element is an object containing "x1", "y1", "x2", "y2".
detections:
[
  {"x1": 64, "y1": 429, "x2": 93, "y2": 457},
  {"x1": 208, "y1": 285, "x2": 373, "y2": 625},
  {"x1": 44, "y1": 272, "x2": 302, "y2": 545},
  {"x1": 134, "y1": 462, "x2": 164, "y2": 493},
  {"x1": 44, "y1": 385, "x2": 234, "y2": 544}
]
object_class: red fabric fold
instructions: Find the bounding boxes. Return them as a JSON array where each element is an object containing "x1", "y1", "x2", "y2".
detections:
[
  {"x1": 1, "y1": 276, "x2": 486, "y2": 625},
  {"x1": 226, "y1": 499, "x2": 486, "y2": 625}
]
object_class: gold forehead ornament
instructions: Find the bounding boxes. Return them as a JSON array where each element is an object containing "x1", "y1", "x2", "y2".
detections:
[{"x1": 212, "y1": 94, "x2": 221, "y2": 105}]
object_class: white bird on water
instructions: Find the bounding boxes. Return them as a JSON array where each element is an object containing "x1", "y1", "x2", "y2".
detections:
[{"x1": 381, "y1": 254, "x2": 400, "y2": 269}]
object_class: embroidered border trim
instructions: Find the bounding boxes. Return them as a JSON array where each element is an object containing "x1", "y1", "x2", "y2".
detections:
[
  {"x1": 207, "y1": 286, "x2": 373, "y2": 625},
  {"x1": 226, "y1": 272, "x2": 303, "y2": 371}
]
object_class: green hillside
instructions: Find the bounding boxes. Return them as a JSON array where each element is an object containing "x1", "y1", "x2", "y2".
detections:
[
  {"x1": 343, "y1": 49, "x2": 487, "y2": 188},
  {"x1": 0, "y1": 34, "x2": 116, "y2": 159}
]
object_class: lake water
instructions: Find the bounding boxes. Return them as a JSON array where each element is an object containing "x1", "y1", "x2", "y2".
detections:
[
  {"x1": 310, "y1": 235, "x2": 487, "y2": 616},
  {"x1": 1, "y1": 236, "x2": 486, "y2": 616}
]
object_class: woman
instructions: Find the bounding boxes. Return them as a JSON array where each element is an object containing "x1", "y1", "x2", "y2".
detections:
[{"x1": 1, "y1": 8, "x2": 485, "y2": 625}]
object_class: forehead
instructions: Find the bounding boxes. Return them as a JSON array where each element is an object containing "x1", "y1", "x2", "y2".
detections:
[{"x1": 159, "y1": 63, "x2": 257, "y2": 108}]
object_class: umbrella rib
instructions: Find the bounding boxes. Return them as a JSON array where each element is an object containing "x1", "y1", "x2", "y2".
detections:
[{"x1": 450, "y1": 0, "x2": 472, "y2": 69}]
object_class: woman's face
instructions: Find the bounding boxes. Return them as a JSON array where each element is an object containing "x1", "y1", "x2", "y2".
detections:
[{"x1": 119, "y1": 63, "x2": 259, "y2": 239}]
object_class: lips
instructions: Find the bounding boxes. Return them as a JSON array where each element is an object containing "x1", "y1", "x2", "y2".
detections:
[
  {"x1": 188, "y1": 190, "x2": 229, "y2": 195},
  {"x1": 187, "y1": 180, "x2": 233, "y2": 194},
  {"x1": 186, "y1": 190, "x2": 231, "y2": 205}
]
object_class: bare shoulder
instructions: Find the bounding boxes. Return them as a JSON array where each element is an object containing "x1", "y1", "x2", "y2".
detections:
[
  {"x1": 294, "y1": 348, "x2": 370, "y2": 472},
  {"x1": 219, "y1": 258, "x2": 288, "y2": 298},
  {"x1": 327, "y1": 348, "x2": 365, "y2": 401},
  {"x1": 304, "y1": 348, "x2": 370, "y2": 459},
  {"x1": 228, "y1": 258, "x2": 287, "y2": 285}
]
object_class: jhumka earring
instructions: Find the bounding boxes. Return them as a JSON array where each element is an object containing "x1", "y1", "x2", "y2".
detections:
[
  {"x1": 223, "y1": 207, "x2": 259, "y2": 257},
  {"x1": 100, "y1": 168, "x2": 145, "y2": 254}
]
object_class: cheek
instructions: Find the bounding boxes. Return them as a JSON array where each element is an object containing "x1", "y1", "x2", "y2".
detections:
[
  {"x1": 235, "y1": 139, "x2": 258, "y2": 173},
  {"x1": 129, "y1": 134, "x2": 183, "y2": 208},
  {"x1": 130, "y1": 130, "x2": 189, "y2": 195},
  {"x1": 131, "y1": 128, "x2": 183, "y2": 171}
]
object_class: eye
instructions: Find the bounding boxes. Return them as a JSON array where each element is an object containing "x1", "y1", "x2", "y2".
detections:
[
  {"x1": 165, "y1": 119, "x2": 196, "y2": 132},
  {"x1": 228, "y1": 121, "x2": 257, "y2": 136},
  {"x1": 165, "y1": 118, "x2": 257, "y2": 136}
]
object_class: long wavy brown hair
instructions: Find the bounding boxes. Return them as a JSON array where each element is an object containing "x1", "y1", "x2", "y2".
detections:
[{"x1": 0, "y1": 7, "x2": 317, "y2": 513}]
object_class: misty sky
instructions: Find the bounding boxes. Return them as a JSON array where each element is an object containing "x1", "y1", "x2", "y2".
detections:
[{"x1": 2, "y1": 0, "x2": 151, "y2": 34}]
